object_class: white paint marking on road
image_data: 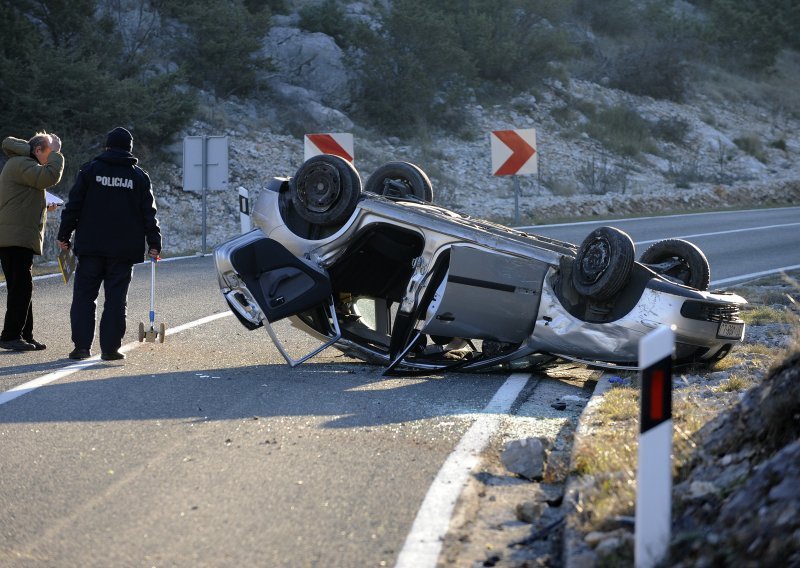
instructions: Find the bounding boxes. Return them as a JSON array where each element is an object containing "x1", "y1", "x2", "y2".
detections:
[
  {"x1": 0, "y1": 253, "x2": 213, "y2": 288},
  {"x1": 709, "y1": 263, "x2": 800, "y2": 287},
  {"x1": 162, "y1": 311, "x2": 231, "y2": 336},
  {"x1": 517, "y1": 205, "x2": 800, "y2": 230},
  {"x1": 634, "y1": 221, "x2": 800, "y2": 246},
  {"x1": 0, "y1": 357, "x2": 100, "y2": 406},
  {"x1": 0, "y1": 311, "x2": 231, "y2": 407},
  {"x1": 395, "y1": 373, "x2": 529, "y2": 568}
]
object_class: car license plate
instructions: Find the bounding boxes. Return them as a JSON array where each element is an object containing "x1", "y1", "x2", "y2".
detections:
[{"x1": 717, "y1": 321, "x2": 744, "y2": 339}]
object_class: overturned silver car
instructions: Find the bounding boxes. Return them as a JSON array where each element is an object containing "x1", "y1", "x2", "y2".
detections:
[{"x1": 214, "y1": 154, "x2": 746, "y2": 373}]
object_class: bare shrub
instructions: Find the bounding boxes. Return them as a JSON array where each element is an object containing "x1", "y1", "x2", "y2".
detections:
[
  {"x1": 607, "y1": 41, "x2": 690, "y2": 101},
  {"x1": 651, "y1": 116, "x2": 691, "y2": 145},
  {"x1": 734, "y1": 133, "x2": 767, "y2": 163},
  {"x1": 586, "y1": 104, "x2": 657, "y2": 157},
  {"x1": 576, "y1": 154, "x2": 630, "y2": 195},
  {"x1": 666, "y1": 143, "x2": 706, "y2": 188}
]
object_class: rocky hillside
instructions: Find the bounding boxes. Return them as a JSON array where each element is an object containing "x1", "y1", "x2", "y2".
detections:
[
  {"x1": 146, "y1": 66, "x2": 799, "y2": 257},
  {"x1": 35, "y1": 4, "x2": 799, "y2": 258}
]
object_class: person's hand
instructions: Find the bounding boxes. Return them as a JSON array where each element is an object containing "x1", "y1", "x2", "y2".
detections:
[
  {"x1": 57, "y1": 240, "x2": 70, "y2": 251},
  {"x1": 46, "y1": 203, "x2": 58, "y2": 212},
  {"x1": 50, "y1": 134, "x2": 62, "y2": 153},
  {"x1": 148, "y1": 248, "x2": 160, "y2": 260}
]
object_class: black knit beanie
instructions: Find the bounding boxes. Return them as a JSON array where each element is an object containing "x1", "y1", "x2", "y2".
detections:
[{"x1": 105, "y1": 127, "x2": 133, "y2": 152}]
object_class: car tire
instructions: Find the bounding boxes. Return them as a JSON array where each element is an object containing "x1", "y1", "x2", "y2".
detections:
[
  {"x1": 572, "y1": 226, "x2": 635, "y2": 300},
  {"x1": 639, "y1": 239, "x2": 711, "y2": 290},
  {"x1": 290, "y1": 154, "x2": 362, "y2": 226},
  {"x1": 364, "y1": 161, "x2": 434, "y2": 202}
]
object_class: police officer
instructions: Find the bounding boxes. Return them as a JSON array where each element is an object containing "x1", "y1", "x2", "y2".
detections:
[{"x1": 57, "y1": 127, "x2": 162, "y2": 361}]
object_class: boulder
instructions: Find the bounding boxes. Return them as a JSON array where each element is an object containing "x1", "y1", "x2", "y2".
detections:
[{"x1": 262, "y1": 26, "x2": 353, "y2": 108}]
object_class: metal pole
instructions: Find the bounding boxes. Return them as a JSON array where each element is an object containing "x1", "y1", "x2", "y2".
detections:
[
  {"x1": 149, "y1": 258, "x2": 156, "y2": 326},
  {"x1": 201, "y1": 135, "x2": 208, "y2": 254},
  {"x1": 513, "y1": 176, "x2": 521, "y2": 226}
]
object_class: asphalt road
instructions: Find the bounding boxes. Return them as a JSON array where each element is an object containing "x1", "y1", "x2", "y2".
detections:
[
  {"x1": 521, "y1": 205, "x2": 800, "y2": 284},
  {"x1": 0, "y1": 206, "x2": 797, "y2": 566}
]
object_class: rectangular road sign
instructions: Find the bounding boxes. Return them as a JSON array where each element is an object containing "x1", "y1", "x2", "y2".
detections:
[{"x1": 183, "y1": 135, "x2": 229, "y2": 193}]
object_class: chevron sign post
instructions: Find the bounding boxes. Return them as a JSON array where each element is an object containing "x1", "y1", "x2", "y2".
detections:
[
  {"x1": 304, "y1": 133, "x2": 354, "y2": 163},
  {"x1": 490, "y1": 128, "x2": 537, "y2": 225},
  {"x1": 635, "y1": 325, "x2": 674, "y2": 568}
]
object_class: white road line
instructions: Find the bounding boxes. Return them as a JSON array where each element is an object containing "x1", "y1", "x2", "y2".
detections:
[
  {"x1": 710, "y1": 264, "x2": 800, "y2": 287},
  {"x1": 0, "y1": 311, "x2": 231, "y2": 407},
  {"x1": 634, "y1": 221, "x2": 800, "y2": 246},
  {"x1": 395, "y1": 373, "x2": 529, "y2": 568},
  {"x1": 0, "y1": 253, "x2": 212, "y2": 288},
  {"x1": 518, "y1": 205, "x2": 800, "y2": 229}
]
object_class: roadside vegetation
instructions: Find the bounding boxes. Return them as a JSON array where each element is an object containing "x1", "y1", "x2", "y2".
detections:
[
  {"x1": 568, "y1": 270, "x2": 799, "y2": 564},
  {"x1": 2, "y1": 0, "x2": 798, "y2": 167}
]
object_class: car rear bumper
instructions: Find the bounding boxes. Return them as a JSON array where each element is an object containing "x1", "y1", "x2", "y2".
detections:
[{"x1": 529, "y1": 272, "x2": 746, "y2": 364}]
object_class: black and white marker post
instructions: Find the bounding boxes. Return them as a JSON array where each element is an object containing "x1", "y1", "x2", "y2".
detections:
[
  {"x1": 239, "y1": 186, "x2": 251, "y2": 234},
  {"x1": 635, "y1": 325, "x2": 674, "y2": 568}
]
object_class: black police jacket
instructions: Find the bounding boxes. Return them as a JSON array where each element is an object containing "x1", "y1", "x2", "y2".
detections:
[{"x1": 58, "y1": 150, "x2": 162, "y2": 262}]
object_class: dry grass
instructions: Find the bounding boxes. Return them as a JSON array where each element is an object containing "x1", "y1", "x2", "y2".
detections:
[
  {"x1": 714, "y1": 372, "x2": 753, "y2": 393},
  {"x1": 709, "y1": 352, "x2": 740, "y2": 371},
  {"x1": 740, "y1": 304, "x2": 794, "y2": 325},
  {"x1": 571, "y1": 381, "x2": 724, "y2": 534},
  {"x1": 570, "y1": 271, "x2": 799, "y2": 537}
]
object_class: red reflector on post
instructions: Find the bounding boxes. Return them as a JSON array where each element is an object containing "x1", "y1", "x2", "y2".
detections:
[
  {"x1": 650, "y1": 369, "x2": 664, "y2": 422},
  {"x1": 641, "y1": 356, "x2": 672, "y2": 433}
]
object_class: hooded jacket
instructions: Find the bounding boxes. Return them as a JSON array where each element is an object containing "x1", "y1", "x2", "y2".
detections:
[
  {"x1": 58, "y1": 149, "x2": 162, "y2": 262},
  {"x1": 0, "y1": 137, "x2": 65, "y2": 254}
]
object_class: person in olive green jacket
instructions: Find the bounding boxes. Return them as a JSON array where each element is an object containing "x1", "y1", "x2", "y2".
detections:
[{"x1": 0, "y1": 132, "x2": 64, "y2": 351}]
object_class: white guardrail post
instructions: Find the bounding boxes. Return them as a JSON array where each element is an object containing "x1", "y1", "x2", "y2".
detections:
[
  {"x1": 239, "y1": 186, "x2": 251, "y2": 234},
  {"x1": 635, "y1": 325, "x2": 674, "y2": 568}
]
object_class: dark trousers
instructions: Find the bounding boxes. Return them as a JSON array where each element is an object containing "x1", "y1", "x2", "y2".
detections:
[
  {"x1": 0, "y1": 246, "x2": 35, "y2": 342},
  {"x1": 71, "y1": 255, "x2": 134, "y2": 353}
]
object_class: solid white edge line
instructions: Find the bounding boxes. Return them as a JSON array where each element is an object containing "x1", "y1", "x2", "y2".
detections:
[
  {"x1": 710, "y1": 264, "x2": 800, "y2": 287},
  {"x1": 395, "y1": 373, "x2": 529, "y2": 568},
  {"x1": 0, "y1": 311, "x2": 231, "y2": 407},
  {"x1": 634, "y1": 221, "x2": 800, "y2": 246},
  {"x1": 516, "y1": 205, "x2": 800, "y2": 229},
  {"x1": 0, "y1": 252, "x2": 213, "y2": 288}
]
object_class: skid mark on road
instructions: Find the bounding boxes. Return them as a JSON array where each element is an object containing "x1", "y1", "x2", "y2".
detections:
[{"x1": 0, "y1": 311, "x2": 231, "y2": 407}]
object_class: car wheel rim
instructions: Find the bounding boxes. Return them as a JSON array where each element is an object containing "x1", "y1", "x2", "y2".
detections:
[
  {"x1": 296, "y1": 163, "x2": 341, "y2": 213},
  {"x1": 580, "y1": 237, "x2": 611, "y2": 283}
]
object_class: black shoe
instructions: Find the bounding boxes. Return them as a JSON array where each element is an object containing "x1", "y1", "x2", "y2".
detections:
[
  {"x1": 0, "y1": 339, "x2": 36, "y2": 351},
  {"x1": 69, "y1": 348, "x2": 91, "y2": 360},
  {"x1": 101, "y1": 351, "x2": 125, "y2": 361},
  {"x1": 23, "y1": 338, "x2": 46, "y2": 350}
]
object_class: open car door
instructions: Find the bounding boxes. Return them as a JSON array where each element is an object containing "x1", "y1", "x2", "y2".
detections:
[
  {"x1": 219, "y1": 233, "x2": 341, "y2": 366},
  {"x1": 386, "y1": 244, "x2": 548, "y2": 371}
]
